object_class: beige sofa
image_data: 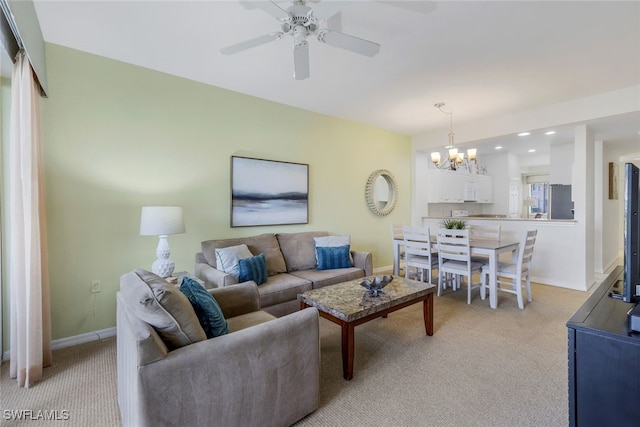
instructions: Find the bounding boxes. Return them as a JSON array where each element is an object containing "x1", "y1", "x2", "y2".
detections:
[
  {"x1": 195, "y1": 231, "x2": 373, "y2": 317},
  {"x1": 117, "y1": 270, "x2": 320, "y2": 427}
]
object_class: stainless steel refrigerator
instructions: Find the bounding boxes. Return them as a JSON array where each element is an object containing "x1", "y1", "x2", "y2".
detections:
[{"x1": 549, "y1": 184, "x2": 574, "y2": 219}]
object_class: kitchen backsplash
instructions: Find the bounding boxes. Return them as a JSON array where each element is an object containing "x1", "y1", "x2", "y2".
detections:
[{"x1": 427, "y1": 203, "x2": 484, "y2": 217}]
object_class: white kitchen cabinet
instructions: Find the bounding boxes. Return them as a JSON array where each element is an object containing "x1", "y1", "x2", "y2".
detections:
[
  {"x1": 427, "y1": 170, "x2": 493, "y2": 203},
  {"x1": 476, "y1": 175, "x2": 494, "y2": 203},
  {"x1": 508, "y1": 179, "x2": 520, "y2": 217},
  {"x1": 427, "y1": 170, "x2": 464, "y2": 202}
]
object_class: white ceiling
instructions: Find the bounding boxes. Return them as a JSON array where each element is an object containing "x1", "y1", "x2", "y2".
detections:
[{"x1": 27, "y1": 0, "x2": 640, "y2": 155}]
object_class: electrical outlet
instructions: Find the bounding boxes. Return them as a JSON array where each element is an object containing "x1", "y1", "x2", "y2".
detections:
[{"x1": 91, "y1": 280, "x2": 102, "y2": 293}]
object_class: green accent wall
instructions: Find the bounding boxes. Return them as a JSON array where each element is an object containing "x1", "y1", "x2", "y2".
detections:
[{"x1": 3, "y1": 43, "x2": 411, "y2": 345}]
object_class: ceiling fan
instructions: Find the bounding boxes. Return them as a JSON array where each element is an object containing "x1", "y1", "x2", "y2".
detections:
[{"x1": 220, "y1": 0, "x2": 381, "y2": 80}]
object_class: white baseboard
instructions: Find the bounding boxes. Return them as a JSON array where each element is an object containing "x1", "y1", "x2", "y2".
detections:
[{"x1": 2, "y1": 327, "x2": 116, "y2": 361}]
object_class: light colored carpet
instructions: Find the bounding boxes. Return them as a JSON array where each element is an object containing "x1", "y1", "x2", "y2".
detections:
[
  {"x1": 1, "y1": 282, "x2": 588, "y2": 427},
  {"x1": 0, "y1": 336, "x2": 119, "y2": 426}
]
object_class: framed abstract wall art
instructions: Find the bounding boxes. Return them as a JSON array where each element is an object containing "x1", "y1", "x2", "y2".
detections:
[
  {"x1": 231, "y1": 156, "x2": 309, "y2": 227},
  {"x1": 609, "y1": 162, "x2": 618, "y2": 200}
]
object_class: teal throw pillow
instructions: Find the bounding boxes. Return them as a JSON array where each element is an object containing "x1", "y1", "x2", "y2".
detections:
[
  {"x1": 179, "y1": 277, "x2": 228, "y2": 338},
  {"x1": 238, "y1": 253, "x2": 268, "y2": 285},
  {"x1": 316, "y1": 245, "x2": 352, "y2": 270}
]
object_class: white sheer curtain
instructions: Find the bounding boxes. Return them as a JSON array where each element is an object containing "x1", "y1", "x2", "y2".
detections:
[{"x1": 8, "y1": 50, "x2": 51, "y2": 387}]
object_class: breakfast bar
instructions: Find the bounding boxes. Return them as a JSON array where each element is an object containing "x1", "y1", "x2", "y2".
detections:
[{"x1": 420, "y1": 216, "x2": 583, "y2": 291}]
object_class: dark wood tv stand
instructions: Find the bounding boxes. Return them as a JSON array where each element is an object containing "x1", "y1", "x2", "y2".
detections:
[{"x1": 566, "y1": 266, "x2": 640, "y2": 426}]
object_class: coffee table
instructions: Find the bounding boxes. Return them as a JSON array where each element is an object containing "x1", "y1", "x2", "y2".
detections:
[{"x1": 298, "y1": 276, "x2": 435, "y2": 380}]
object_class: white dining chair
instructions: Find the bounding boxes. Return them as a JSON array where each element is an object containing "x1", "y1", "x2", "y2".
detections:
[
  {"x1": 437, "y1": 228, "x2": 486, "y2": 304},
  {"x1": 470, "y1": 224, "x2": 501, "y2": 241},
  {"x1": 391, "y1": 223, "x2": 406, "y2": 275},
  {"x1": 480, "y1": 229, "x2": 537, "y2": 309},
  {"x1": 470, "y1": 225, "x2": 501, "y2": 263},
  {"x1": 403, "y1": 226, "x2": 438, "y2": 284}
]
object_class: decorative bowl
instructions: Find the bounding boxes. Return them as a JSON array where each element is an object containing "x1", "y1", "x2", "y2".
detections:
[{"x1": 360, "y1": 275, "x2": 393, "y2": 297}]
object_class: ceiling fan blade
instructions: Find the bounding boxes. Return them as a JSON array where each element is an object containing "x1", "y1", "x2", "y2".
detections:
[
  {"x1": 293, "y1": 42, "x2": 310, "y2": 80},
  {"x1": 325, "y1": 13, "x2": 342, "y2": 32},
  {"x1": 220, "y1": 32, "x2": 283, "y2": 55},
  {"x1": 241, "y1": 0, "x2": 290, "y2": 21},
  {"x1": 310, "y1": 1, "x2": 344, "y2": 22},
  {"x1": 239, "y1": 1, "x2": 257, "y2": 10},
  {"x1": 317, "y1": 29, "x2": 380, "y2": 57}
]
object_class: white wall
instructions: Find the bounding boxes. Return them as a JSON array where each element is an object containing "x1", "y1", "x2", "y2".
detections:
[
  {"x1": 550, "y1": 143, "x2": 574, "y2": 185},
  {"x1": 573, "y1": 125, "x2": 596, "y2": 289},
  {"x1": 598, "y1": 143, "x2": 621, "y2": 273},
  {"x1": 481, "y1": 151, "x2": 509, "y2": 215}
]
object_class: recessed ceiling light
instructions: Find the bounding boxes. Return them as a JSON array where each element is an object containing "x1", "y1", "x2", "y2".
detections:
[
  {"x1": 495, "y1": 146, "x2": 503, "y2": 150},
  {"x1": 528, "y1": 149, "x2": 536, "y2": 153},
  {"x1": 518, "y1": 132, "x2": 530, "y2": 137},
  {"x1": 545, "y1": 131, "x2": 556, "y2": 135}
]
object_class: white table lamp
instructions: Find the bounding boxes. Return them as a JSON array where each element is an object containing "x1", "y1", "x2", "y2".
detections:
[{"x1": 140, "y1": 206, "x2": 185, "y2": 278}]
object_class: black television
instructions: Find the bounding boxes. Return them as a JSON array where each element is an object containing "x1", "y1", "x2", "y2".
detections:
[{"x1": 623, "y1": 162, "x2": 640, "y2": 303}]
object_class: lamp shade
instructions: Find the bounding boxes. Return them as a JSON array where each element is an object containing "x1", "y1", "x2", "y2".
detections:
[{"x1": 140, "y1": 206, "x2": 185, "y2": 236}]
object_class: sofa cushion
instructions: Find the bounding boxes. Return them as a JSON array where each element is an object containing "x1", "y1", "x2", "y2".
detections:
[
  {"x1": 214, "y1": 244, "x2": 253, "y2": 279},
  {"x1": 316, "y1": 245, "x2": 352, "y2": 270},
  {"x1": 179, "y1": 277, "x2": 229, "y2": 338},
  {"x1": 277, "y1": 231, "x2": 328, "y2": 272},
  {"x1": 238, "y1": 253, "x2": 268, "y2": 285},
  {"x1": 120, "y1": 269, "x2": 206, "y2": 350},
  {"x1": 202, "y1": 233, "x2": 287, "y2": 276},
  {"x1": 289, "y1": 267, "x2": 366, "y2": 290},
  {"x1": 257, "y1": 273, "x2": 313, "y2": 308},
  {"x1": 226, "y1": 310, "x2": 276, "y2": 333}
]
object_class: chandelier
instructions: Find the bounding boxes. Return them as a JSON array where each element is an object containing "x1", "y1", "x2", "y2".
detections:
[{"x1": 430, "y1": 103, "x2": 477, "y2": 172}]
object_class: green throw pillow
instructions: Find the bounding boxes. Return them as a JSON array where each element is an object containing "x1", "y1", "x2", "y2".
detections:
[
  {"x1": 316, "y1": 245, "x2": 352, "y2": 270},
  {"x1": 179, "y1": 277, "x2": 229, "y2": 338},
  {"x1": 238, "y1": 253, "x2": 268, "y2": 285}
]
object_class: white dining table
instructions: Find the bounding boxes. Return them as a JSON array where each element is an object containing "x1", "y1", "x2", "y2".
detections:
[{"x1": 393, "y1": 235, "x2": 519, "y2": 309}]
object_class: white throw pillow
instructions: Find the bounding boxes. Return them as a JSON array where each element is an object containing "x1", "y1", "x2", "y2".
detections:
[
  {"x1": 314, "y1": 235, "x2": 351, "y2": 248},
  {"x1": 215, "y1": 244, "x2": 253, "y2": 279}
]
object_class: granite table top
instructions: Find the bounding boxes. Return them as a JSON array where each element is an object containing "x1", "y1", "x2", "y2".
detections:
[{"x1": 298, "y1": 276, "x2": 435, "y2": 322}]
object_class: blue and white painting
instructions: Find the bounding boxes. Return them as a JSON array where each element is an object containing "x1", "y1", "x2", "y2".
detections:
[{"x1": 231, "y1": 156, "x2": 309, "y2": 227}]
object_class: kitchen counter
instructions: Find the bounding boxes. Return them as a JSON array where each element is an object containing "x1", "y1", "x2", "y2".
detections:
[{"x1": 422, "y1": 216, "x2": 576, "y2": 223}]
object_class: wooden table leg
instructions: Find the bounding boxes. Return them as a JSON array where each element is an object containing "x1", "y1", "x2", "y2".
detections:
[
  {"x1": 423, "y1": 293, "x2": 434, "y2": 336},
  {"x1": 341, "y1": 321, "x2": 355, "y2": 380}
]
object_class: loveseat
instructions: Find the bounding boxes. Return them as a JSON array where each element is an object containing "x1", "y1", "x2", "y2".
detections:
[
  {"x1": 117, "y1": 269, "x2": 320, "y2": 427},
  {"x1": 194, "y1": 231, "x2": 373, "y2": 317}
]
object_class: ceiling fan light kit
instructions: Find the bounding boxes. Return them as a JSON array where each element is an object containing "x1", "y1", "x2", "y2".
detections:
[{"x1": 222, "y1": 0, "x2": 381, "y2": 80}]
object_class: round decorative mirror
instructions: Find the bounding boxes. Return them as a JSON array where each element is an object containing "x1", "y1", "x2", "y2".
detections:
[{"x1": 365, "y1": 169, "x2": 398, "y2": 216}]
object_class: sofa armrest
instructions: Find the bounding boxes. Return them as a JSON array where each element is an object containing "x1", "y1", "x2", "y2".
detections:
[
  {"x1": 133, "y1": 308, "x2": 320, "y2": 427},
  {"x1": 208, "y1": 281, "x2": 261, "y2": 318},
  {"x1": 352, "y1": 251, "x2": 373, "y2": 276},
  {"x1": 194, "y1": 260, "x2": 239, "y2": 289}
]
